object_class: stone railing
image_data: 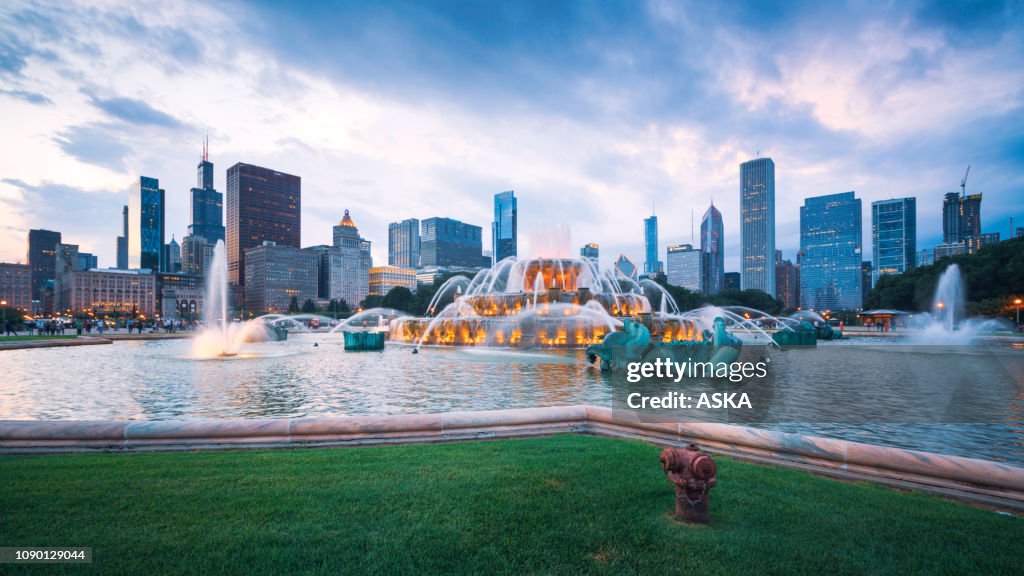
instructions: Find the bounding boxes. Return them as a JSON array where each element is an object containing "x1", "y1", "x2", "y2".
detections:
[{"x1": 1, "y1": 405, "x2": 1021, "y2": 509}]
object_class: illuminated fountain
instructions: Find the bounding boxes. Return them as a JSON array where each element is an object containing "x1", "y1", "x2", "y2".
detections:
[
  {"x1": 190, "y1": 241, "x2": 287, "y2": 358},
  {"x1": 907, "y1": 264, "x2": 1008, "y2": 344}
]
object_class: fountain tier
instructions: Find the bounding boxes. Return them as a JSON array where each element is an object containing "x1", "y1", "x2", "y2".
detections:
[{"x1": 389, "y1": 257, "x2": 705, "y2": 348}]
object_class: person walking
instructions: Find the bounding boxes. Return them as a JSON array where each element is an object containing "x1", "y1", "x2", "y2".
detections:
[{"x1": 4, "y1": 319, "x2": 16, "y2": 337}]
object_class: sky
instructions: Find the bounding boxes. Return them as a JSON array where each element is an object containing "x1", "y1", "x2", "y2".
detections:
[{"x1": 0, "y1": 0, "x2": 1022, "y2": 272}]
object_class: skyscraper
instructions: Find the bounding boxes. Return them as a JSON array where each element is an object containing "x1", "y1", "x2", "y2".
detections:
[
  {"x1": 666, "y1": 244, "x2": 702, "y2": 292},
  {"x1": 740, "y1": 157, "x2": 775, "y2": 294},
  {"x1": 643, "y1": 215, "x2": 662, "y2": 275},
  {"x1": 613, "y1": 254, "x2": 638, "y2": 280},
  {"x1": 942, "y1": 191, "x2": 983, "y2": 253},
  {"x1": 700, "y1": 202, "x2": 724, "y2": 295},
  {"x1": 580, "y1": 243, "x2": 599, "y2": 261},
  {"x1": 27, "y1": 228, "x2": 61, "y2": 301},
  {"x1": 775, "y1": 251, "x2": 799, "y2": 311},
  {"x1": 226, "y1": 163, "x2": 301, "y2": 286},
  {"x1": 189, "y1": 138, "x2": 225, "y2": 245},
  {"x1": 388, "y1": 218, "x2": 420, "y2": 269},
  {"x1": 871, "y1": 198, "x2": 916, "y2": 286},
  {"x1": 165, "y1": 236, "x2": 182, "y2": 273},
  {"x1": 243, "y1": 242, "x2": 318, "y2": 315},
  {"x1": 799, "y1": 191, "x2": 863, "y2": 311},
  {"x1": 492, "y1": 191, "x2": 517, "y2": 264},
  {"x1": 128, "y1": 176, "x2": 165, "y2": 271},
  {"x1": 420, "y1": 217, "x2": 487, "y2": 268},
  {"x1": 116, "y1": 205, "x2": 128, "y2": 269},
  {"x1": 332, "y1": 210, "x2": 372, "y2": 307}
]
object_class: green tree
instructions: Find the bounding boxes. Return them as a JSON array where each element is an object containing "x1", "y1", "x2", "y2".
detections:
[
  {"x1": 382, "y1": 286, "x2": 416, "y2": 313},
  {"x1": 360, "y1": 295, "x2": 385, "y2": 310},
  {"x1": 287, "y1": 296, "x2": 299, "y2": 314},
  {"x1": 328, "y1": 299, "x2": 351, "y2": 319},
  {"x1": 301, "y1": 299, "x2": 317, "y2": 314}
]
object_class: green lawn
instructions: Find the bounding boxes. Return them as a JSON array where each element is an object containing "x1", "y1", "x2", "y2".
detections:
[
  {"x1": 0, "y1": 334, "x2": 76, "y2": 342},
  {"x1": 0, "y1": 435, "x2": 1020, "y2": 575}
]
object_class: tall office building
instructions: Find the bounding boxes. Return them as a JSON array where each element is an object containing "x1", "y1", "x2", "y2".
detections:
[
  {"x1": 332, "y1": 210, "x2": 372, "y2": 307},
  {"x1": 580, "y1": 243, "x2": 599, "y2": 261},
  {"x1": 775, "y1": 251, "x2": 799, "y2": 311},
  {"x1": 942, "y1": 191, "x2": 983, "y2": 252},
  {"x1": 740, "y1": 158, "x2": 775, "y2": 294},
  {"x1": 189, "y1": 139, "x2": 225, "y2": 245},
  {"x1": 27, "y1": 228, "x2": 61, "y2": 301},
  {"x1": 116, "y1": 205, "x2": 128, "y2": 269},
  {"x1": 128, "y1": 176, "x2": 165, "y2": 271},
  {"x1": 871, "y1": 198, "x2": 916, "y2": 286},
  {"x1": 917, "y1": 248, "x2": 935, "y2": 267},
  {"x1": 799, "y1": 192, "x2": 863, "y2": 311},
  {"x1": 388, "y1": 218, "x2": 420, "y2": 269},
  {"x1": 165, "y1": 236, "x2": 182, "y2": 273},
  {"x1": 420, "y1": 217, "x2": 487, "y2": 268},
  {"x1": 700, "y1": 202, "x2": 724, "y2": 295},
  {"x1": 181, "y1": 234, "x2": 214, "y2": 277},
  {"x1": 613, "y1": 254, "x2": 638, "y2": 280},
  {"x1": 226, "y1": 163, "x2": 301, "y2": 286},
  {"x1": 492, "y1": 191, "x2": 517, "y2": 264},
  {"x1": 666, "y1": 244, "x2": 702, "y2": 292},
  {"x1": 643, "y1": 215, "x2": 662, "y2": 275},
  {"x1": 243, "y1": 242, "x2": 318, "y2": 315}
]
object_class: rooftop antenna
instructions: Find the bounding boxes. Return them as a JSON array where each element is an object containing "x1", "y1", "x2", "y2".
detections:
[{"x1": 202, "y1": 132, "x2": 209, "y2": 162}]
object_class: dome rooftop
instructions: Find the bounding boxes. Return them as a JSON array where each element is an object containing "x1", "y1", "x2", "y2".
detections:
[{"x1": 338, "y1": 209, "x2": 356, "y2": 227}]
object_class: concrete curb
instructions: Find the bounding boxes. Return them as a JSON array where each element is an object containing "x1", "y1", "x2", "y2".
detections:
[{"x1": 1, "y1": 405, "x2": 1021, "y2": 509}]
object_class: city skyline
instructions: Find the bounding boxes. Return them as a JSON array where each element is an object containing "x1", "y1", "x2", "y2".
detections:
[{"x1": 1, "y1": 1, "x2": 1023, "y2": 271}]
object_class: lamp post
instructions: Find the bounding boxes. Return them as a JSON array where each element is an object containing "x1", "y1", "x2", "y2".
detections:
[
  {"x1": 1, "y1": 299, "x2": 7, "y2": 326},
  {"x1": 1015, "y1": 298, "x2": 1022, "y2": 330}
]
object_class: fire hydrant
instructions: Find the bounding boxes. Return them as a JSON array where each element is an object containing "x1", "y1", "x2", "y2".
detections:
[{"x1": 660, "y1": 444, "x2": 717, "y2": 523}]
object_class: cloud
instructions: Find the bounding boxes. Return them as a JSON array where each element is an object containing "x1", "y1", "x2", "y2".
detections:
[
  {"x1": 85, "y1": 94, "x2": 184, "y2": 128},
  {"x1": 52, "y1": 124, "x2": 132, "y2": 171},
  {"x1": 0, "y1": 89, "x2": 52, "y2": 105}
]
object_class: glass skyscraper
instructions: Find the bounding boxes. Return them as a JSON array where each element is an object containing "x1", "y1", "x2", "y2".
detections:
[
  {"x1": 666, "y1": 244, "x2": 702, "y2": 292},
  {"x1": 388, "y1": 218, "x2": 421, "y2": 269},
  {"x1": 700, "y1": 202, "x2": 724, "y2": 295},
  {"x1": 226, "y1": 163, "x2": 301, "y2": 286},
  {"x1": 128, "y1": 176, "x2": 165, "y2": 271},
  {"x1": 643, "y1": 215, "x2": 662, "y2": 275},
  {"x1": 740, "y1": 158, "x2": 775, "y2": 294},
  {"x1": 420, "y1": 217, "x2": 486, "y2": 268},
  {"x1": 799, "y1": 191, "x2": 863, "y2": 311},
  {"x1": 189, "y1": 141, "x2": 224, "y2": 245},
  {"x1": 871, "y1": 198, "x2": 916, "y2": 286},
  {"x1": 27, "y1": 228, "x2": 61, "y2": 301},
  {"x1": 492, "y1": 191, "x2": 517, "y2": 264}
]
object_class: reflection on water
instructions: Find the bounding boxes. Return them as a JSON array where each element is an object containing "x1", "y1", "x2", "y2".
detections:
[{"x1": 0, "y1": 334, "x2": 1021, "y2": 465}]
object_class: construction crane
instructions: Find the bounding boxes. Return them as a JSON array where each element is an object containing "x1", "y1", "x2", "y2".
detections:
[{"x1": 960, "y1": 165, "x2": 970, "y2": 197}]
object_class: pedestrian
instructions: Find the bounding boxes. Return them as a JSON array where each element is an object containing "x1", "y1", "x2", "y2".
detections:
[{"x1": 4, "y1": 319, "x2": 16, "y2": 337}]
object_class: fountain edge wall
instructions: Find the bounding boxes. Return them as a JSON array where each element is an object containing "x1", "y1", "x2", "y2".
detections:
[{"x1": 0, "y1": 406, "x2": 1021, "y2": 509}]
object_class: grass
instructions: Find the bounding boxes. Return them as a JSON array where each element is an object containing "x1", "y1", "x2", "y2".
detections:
[
  {"x1": 0, "y1": 435, "x2": 1020, "y2": 575},
  {"x1": 0, "y1": 334, "x2": 76, "y2": 342}
]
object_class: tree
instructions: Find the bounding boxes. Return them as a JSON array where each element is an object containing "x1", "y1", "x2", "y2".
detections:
[
  {"x1": 413, "y1": 273, "x2": 472, "y2": 315},
  {"x1": 360, "y1": 295, "x2": 385, "y2": 310},
  {"x1": 382, "y1": 286, "x2": 416, "y2": 313},
  {"x1": 328, "y1": 299, "x2": 351, "y2": 319},
  {"x1": 867, "y1": 237, "x2": 1024, "y2": 319},
  {"x1": 301, "y1": 299, "x2": 317, "y2": 314},
  {"x1": 287, "y1": 296, "x2": 299, "y2": 314}
]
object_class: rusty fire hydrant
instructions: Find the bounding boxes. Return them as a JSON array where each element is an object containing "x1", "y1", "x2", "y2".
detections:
[{"x1": 660, "y1": 444, "x2": 717, "y2": 523}]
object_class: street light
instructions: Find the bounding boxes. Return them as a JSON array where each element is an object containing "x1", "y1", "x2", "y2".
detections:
[
  {"x1": 1, "y1": 299, "x2": 7, "y2": 326},
  {"x1": 1015, "y1": 298, "x2": 1022, "y2": 329}
]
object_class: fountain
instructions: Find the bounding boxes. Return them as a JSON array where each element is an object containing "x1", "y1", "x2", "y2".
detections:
[
  {"x1": 190, "y1": 241, "x2": 286, "y2": 358},
  {"x1": 907, "y1": 264, "x2": 1008, "y2": 344}
]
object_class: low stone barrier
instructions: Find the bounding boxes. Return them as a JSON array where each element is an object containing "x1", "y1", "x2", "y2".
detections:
[{"x1": 1, "y1": 405, "x2": 1021, "y2": 509}]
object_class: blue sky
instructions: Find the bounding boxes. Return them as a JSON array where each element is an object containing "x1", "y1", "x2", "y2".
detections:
[{"x1": 0, "y1": 0, "x2": 1021, "y2": 271}]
